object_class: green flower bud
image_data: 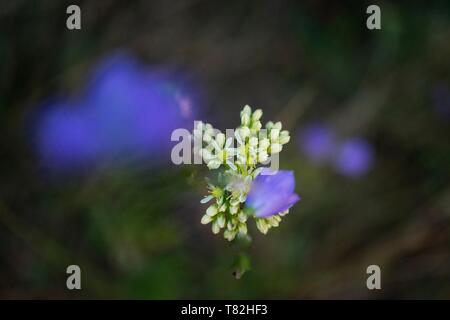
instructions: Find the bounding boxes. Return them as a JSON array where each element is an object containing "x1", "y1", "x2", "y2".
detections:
[
  {"x1": 238, "y1": 223, "x2": 248, "y2": 235},
  {"x1": 224, "y1": 229, "x2": 237, "y2": 241},
  {"x1": 242, "y1": 105, "x2": 252, "y2": 115},
  {"x1": 241, "y1": 113, "x2": 250, "y2": 126},
  {"x1": 238, "y1": 211, "x2": 248, "y2": 223},
  {"x1": 259, "y1": 138, "x2": 270, "y2": 150},
  {"x1": 249, "y1": 136, "x2": 258, "y2": 147},
  {"x1": 256, "y1": 219, "x2": 269, "y2": 234},
  {"x1": 273, "y1": 121, "x2": 282, "y2": 130},
  {"x1": 267, "y1": 217, "x2": 279, "y2": 227},
  {"x1": 279, "y1": 130, "x2": 290, "y2": 144},
  {"x1": 207, "y1": 159, "x2": 221, "y2": 169},
  {"x1": 270, "y1": 129, "x2": 280, "y2": 140},
  {"x1": 279, "y1": 135, "x2": 290, "y2": 145},
  {"x1": 227, "y1": 220, "x2": 236, "y2": 231},
  {"x1": 217, "y1": 214, "x2": 226, "y2": 228},
  {"x1": 252, "y1": 109, "x2": 263, "y2": 121},
  {"x1": 251, "y1": 121, "x2": 262, "y2": 131},
  {"x1": 212, "y1": 221, "x2": 221, "y2": 234},
  {"x1": 201, "y1": 214, "x2": 213, "y2": 225},
  {"x1": 206, "y1": 205, "x2": 218, "y2": 217},
  {"x1": 258, "y1": 151, "x2": 268, "y2": 163},
  {"x1": 239, "y1": 126, "x2": 250, "y2": 140},
  {"x1": 230, "y1": 197, "x2": 240, "y2": 207},
  {"x1": 230, "y1": 205, "x2": 239, "y2": 215},
  {"x1": 218, "y1": 203, "x2": 227, "y2": 212},
  {"x1": 270, "y1": 143, "x2": 282, "y2": 154}
]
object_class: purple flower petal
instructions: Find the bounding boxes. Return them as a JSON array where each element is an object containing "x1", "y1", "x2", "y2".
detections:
[{"x1": 246, "y1": 170, "x2": 300, "y2": 218}]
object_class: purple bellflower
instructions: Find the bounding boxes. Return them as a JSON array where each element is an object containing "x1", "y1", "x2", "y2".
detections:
[
  {"x1": 297, "y1": 122, "x2": 335, "y2": 164},
  {"x1": 246, "y1": 169, "x2": 300, "y2": 218},
  {"x1": 35, "y1": 52, "x2": 198, "y2": 172},
  {"x1": 333, "y1": 138, "x2": 374, "y2": 178}
]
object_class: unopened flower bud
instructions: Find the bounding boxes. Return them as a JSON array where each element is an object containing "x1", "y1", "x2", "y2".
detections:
[
  {"x1": 270, "y1": 129, "x2": 280, "y2": 140},
  {"x1": 201, "y1": 214, "x2": 213, "y2": 224},
  {"x1": 252, "y1": 109, "x2": 263, "y2": 121},
  {"x1": 270, "y1": 143, "x2": 282, "y2": 153},
  {"x1": 206, "y1": 205, "x2": 218, "y2": 217}
]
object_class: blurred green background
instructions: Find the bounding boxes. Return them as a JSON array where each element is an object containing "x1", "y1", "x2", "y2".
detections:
[{"x1": 1, "y1": 0, "x2": 449, "y2": 299}]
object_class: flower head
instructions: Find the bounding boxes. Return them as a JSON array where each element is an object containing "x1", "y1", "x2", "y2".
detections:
[{"x1": 197, "y1": 105, "x2": 298, "y2": 240}]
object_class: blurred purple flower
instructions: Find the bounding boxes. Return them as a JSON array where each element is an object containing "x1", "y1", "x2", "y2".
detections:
[
  {"x1": 333, "y1": 138, "x2": 374, "y2": 178},
  {"x1": 431, "y1": 83, "x2": 450, "y2": 120},
  {"x1": 37, "y1": 102, "x2": 100, "y2": 170},
  {"x1": 35, "y1": 52, "x2": 198, "y2": 171},
  {"x1": 297, "y1": 122, "x2": 335, "y2": 164},
  {"x1": 246, "y1": 169, "x2": 300, "y2": 218}
]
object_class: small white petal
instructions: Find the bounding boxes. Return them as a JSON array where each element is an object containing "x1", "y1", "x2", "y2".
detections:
[
  {"x1": 200, "y1": 195, "x2": 214, "y2": 204},
  {"x1": 227, "y1": 162, "x2": 237, "y2": 171}
]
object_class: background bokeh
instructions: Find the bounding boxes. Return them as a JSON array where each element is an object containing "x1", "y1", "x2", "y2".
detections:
[{"x1": 1, "y1": 0, "x2": 450, "y2": 299}]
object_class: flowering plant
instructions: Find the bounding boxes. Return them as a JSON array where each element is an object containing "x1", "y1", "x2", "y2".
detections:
[{"x1": 193, "y1": 105, "x2": 300, "y2": 243}]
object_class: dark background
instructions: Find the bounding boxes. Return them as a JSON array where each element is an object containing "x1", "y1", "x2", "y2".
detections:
[{"x1": 0, "y1": 0, "x2": 449, "y2": 298}]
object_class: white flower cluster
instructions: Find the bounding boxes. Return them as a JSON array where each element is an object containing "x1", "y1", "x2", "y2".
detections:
[{"x1": 195, "y1": 105, "x2": 291, "y2": 241}]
